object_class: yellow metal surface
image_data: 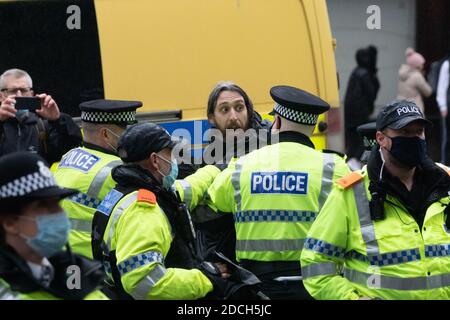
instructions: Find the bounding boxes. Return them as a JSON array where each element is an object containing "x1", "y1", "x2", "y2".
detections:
[{"x1": 94, "y1": 0, "x2": 339, "y2": 134}]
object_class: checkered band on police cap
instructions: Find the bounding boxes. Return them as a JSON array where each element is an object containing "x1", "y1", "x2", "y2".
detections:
[
  {"x1": 363, "y1": 136, "x2": 377, "y2": 148},
  {"x1": 81, "y1": 111, "x2": 137, "y2": 123},
  {"x1": 274, "y1": 103, "x2": 319, "y2": 125},
  {"x1": 0, "y1": 161, "x2": 57, "y2": 198}
]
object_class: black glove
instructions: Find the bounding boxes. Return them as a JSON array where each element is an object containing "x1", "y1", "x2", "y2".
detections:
[
  {"x1": 198, "y1": 258, "x2": 268, "y2": 300},
  {"x1": 198, "y1": 261, "x2": 230, "y2": 299}
]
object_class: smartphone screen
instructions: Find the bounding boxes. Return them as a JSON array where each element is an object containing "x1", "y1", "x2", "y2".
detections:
[{"x1": 14, "y1": 97, "x2": 41, "y2": 112}]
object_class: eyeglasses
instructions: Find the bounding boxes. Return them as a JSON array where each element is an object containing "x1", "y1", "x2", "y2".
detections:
[{"x1": 0, "y1": 87, "x2": 32, "y2": 95}]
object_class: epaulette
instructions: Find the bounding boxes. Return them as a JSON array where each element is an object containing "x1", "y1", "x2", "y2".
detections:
[
  {"x1": 137, "y1": 189, "x2": 156, "y2": 205},
  {"x1": 336, "y1": 171, "x2": 364, "y2": 189},
  {"x1": 322, "y1": 149, "x2": 346, "y2": 160}
]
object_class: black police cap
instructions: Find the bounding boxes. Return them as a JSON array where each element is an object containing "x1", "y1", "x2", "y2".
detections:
[
  {"x1": 357, "y1": 122, "x2": 377, "y2": 150},
  {"x1": 376, "y1": 100, "x2": 431, "y2": 131},
  {"x1": 79, "y1": 99, "x2": 143, "y2": 125},
  {"x1": 269, "y1": 85, "x2": 330, "y2": 125},
  {"x1": 0, "y1": 152, "x2": 77, "y2": 206},
  {"x1": 118, "y1": 123, "x2": 177, "y2": 163}
]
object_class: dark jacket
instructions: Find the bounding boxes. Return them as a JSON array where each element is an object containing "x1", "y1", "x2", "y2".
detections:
[
  {"x1": 367, "y1": 148, "x2": 450, "y2": 228},
  {"x1": 0, "y1": 245, "x2": 104, "y2": 300},
  {"x1": 112, "y1": 164, "x2": 201, "y2": 269},
  {"x1": 0, "y1": 112, "x2": 82, "y2": 164},
  {"x1": 178, "y1": 110, "x2": 272, "y2": 179},
  {"x1": 177, "y1": 111, "x2": 272, "y2": 262},
  {"x1": 344, "y1": 47, "x2": 380, "y2": 127}
]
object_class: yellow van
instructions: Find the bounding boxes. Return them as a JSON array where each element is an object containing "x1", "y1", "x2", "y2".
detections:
[{"x1": 0, "y1": 0, "x2": 339, "y2": 150}]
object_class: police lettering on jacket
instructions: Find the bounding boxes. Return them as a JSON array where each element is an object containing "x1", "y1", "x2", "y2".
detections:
[
  {"x1": 59, "y1": 148, "x2": 100, "y2": 172},
  {"x1": 251, "y1": 172, "x2": 308, "y2": 194}
]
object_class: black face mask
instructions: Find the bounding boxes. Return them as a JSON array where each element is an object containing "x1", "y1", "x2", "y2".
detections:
[{"x1": 388, "y1": 136, "x2": 427, "y2": 168}]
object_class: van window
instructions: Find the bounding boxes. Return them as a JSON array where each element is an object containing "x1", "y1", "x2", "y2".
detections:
[{"x1": 0, "y1": 0, "x2": 103, "y2": 116}]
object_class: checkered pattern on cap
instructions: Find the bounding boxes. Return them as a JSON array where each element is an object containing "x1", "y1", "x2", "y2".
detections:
[
  {"x1": 81, "y1": 111, "x2": 136, "y2": 123},
  {"x1": 0, "y1": 171, "x2": 57, "y2": 198},
  {"x1": 363, "y1": 136, "x2": 377, "y2": 148},
  {"x1": 274, "y1": 103, "x2": 319, "y2": 125}
]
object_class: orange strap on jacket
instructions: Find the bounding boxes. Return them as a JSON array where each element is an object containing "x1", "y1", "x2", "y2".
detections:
[
  {"x1": 137, "y1": 189, "x2": 156, "y2": 204},
  {"x1": 336, "y1": 171, "x2": 364, "y2": 189}
]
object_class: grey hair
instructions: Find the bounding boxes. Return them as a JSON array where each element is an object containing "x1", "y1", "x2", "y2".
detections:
[
  {"x1": 207, "y1": 81, "x2": 254, "y2": 126},
  {"x1": 0, "y1": 68, "x2": 33, "y2": 89}
]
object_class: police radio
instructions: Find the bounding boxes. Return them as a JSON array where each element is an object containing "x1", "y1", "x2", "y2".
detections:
[{"x1": 369, "y1": 183, "x2": 385, "y2": 221}]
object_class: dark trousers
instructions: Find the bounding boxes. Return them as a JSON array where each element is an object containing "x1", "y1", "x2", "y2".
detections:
[
  {"x1": 259, "y1": 279, "x2": 313, "y2": 300},
  {"x1": 240, "y1": 260, "x2": 313, "y2": 300}
]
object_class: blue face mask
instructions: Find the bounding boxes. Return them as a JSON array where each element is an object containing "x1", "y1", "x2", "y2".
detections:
[
  {"x1": 157, "y1": 154, "x2": 179, "y2": 190},
  {"x1": 20, "y1": 212, "x2": 71, "y2": 258}
]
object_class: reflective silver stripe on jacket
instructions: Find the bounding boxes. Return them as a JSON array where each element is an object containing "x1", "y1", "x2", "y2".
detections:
[
  {"x1": 236, "y1": 238, "x2": 305, "y2": 252},
  {"x1": 0, "y1": 283, "x2": 20, "y2": 300},
  {"x1": 130, "y1": 264, "x2": 168, "y2": 300},
  {"x1": 177, "y1": 179, "x2": 192, "y2": 208},
  {"x1": 318, "y1": 153, "x2": 335, "y2": 210},
  {"x1": 69, "y1": 218, "x2": 92, "y2": 233},
  {"x1": 106, "y1": 194, "x2": 138, "y2": 251},
  {"x1": 353, "y1": 180, "x2": 380, "y2": 255},
  {"x1": 302, "y1": 262, "x2": 339, "y2": 279},
  {"x1": 86, "y1": 160, "x2": 122, "y2": 199},
  {"x1": 231, "y1": 157, "x2": 245, "y2": 212},
  {"x1": 344, "y1": 267, "x2": 450, "y2": 291}
]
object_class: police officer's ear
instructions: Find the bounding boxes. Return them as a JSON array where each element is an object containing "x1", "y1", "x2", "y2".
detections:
[
  {"x1": 376, "y1": 130, "x2": 390, "y2": 150},
  {"x1": 272, "y1": 115, "x2": 281, "y2": 131},
  {"x1": 148, "y1": 152, "x2": 161, "y2": 172},
  {"x1": 100, "y1": 127, "x2": 109, "y2": 140},
  {"x1": 1, "y1": 216, "x2": 21, "y2": 236}
]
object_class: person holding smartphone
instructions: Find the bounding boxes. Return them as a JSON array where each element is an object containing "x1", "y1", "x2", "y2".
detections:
[{"x1": 0, "y1": 68, "x2": 82, "y2": 164}]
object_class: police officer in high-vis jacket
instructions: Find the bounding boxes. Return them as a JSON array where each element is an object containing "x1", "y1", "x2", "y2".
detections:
[
  {"x1": 90, "y1": 123, "x2": 241, "y2": 300},
  {"x1": 53, "y1": 99, "x2": 142, "y2": 258},
  {"x1": 301, "y1": 100, "x2": 450, "y2": 300},
  {"x1": 0, "y1": 152, "x2": 107, "y2": 300},
  {"x1": 207, "y1": 85, "x2": 350, "y2": 299}
]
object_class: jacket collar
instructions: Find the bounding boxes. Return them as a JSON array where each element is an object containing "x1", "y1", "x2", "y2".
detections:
[
  {"x1": 83, "y1": 142, "x2": 117, "y2": 156},
  {"x1": 276, "y1": 131, "x2": 315, "y2": 149},
  {"x1": 112, "y1": 163, "x2": 163, "y2": 193},
  {"x1": 0, "y1": 245, "x2": 104, "y2": 299},
  {"x1": 367, "y1": 147, "x2": 450, "y2": 212}
]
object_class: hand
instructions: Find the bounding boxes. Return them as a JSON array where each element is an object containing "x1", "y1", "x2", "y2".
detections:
[
  {"x1": 0, "y1": 96, "x2": 17, "y2": 121},
  {"x1": 214, "y1": 262, "x2": 231, "y2": 279},
  {"x1": 442, "y1": 110, "x2": 448, "y2": 118},
  {"x1": 35, "y1": 93, "x2": 60, "y2": 121}
]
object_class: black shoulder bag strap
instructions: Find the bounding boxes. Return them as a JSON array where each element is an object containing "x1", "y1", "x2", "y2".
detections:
[{"x1": 91, "y1": 186, "x2": 133, "y2": 299}]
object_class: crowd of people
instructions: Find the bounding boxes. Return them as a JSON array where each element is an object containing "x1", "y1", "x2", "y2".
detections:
[{"x1": 1, "y1": 65, "x2": 450, "y2": 300}]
